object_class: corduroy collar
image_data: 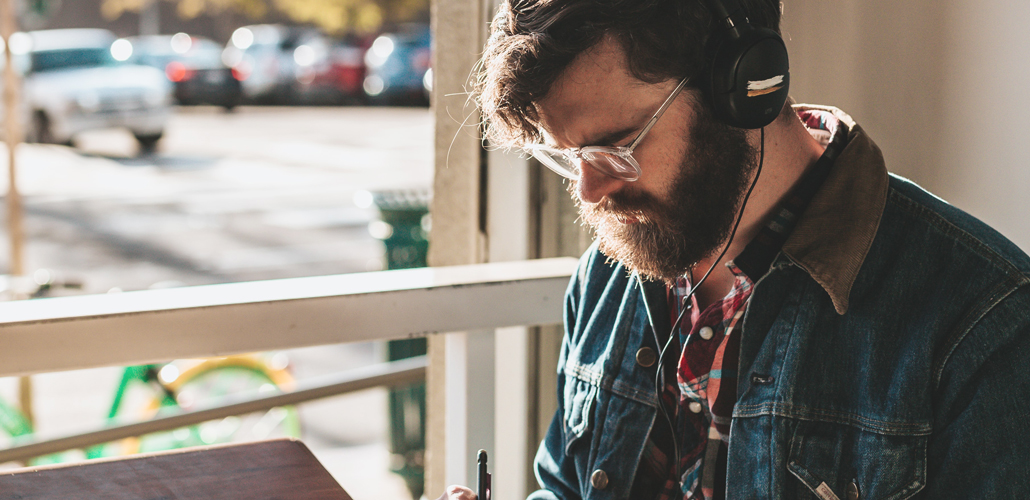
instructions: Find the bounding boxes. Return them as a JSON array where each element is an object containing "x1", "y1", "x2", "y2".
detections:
[{"x1": 782, "y1": 105, "x2": 890, "y2": 314}]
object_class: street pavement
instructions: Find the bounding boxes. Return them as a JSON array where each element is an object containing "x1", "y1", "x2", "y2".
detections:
[{"x1": 0, "y1": 105, "x2": 432, "y2": 499}]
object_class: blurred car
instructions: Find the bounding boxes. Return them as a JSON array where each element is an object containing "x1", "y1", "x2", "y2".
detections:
[
  {"x1": 127, "y1": 33, "x2": 242, "y2": 110},
  {"x1": 18, "y1": 28, "x2": 172, "y2": 150},
  {"x1": 362, "y1": 24, "x2": 431, "y2": 106},
  {"x1": 221, "y1": 24, "x2": 314, "y2": 104},
  {"x1": 292, "y1": 35, "x2": 368, "y2": 105}
]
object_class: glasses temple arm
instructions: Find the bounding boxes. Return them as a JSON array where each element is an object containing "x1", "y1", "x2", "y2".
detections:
[{"x1": 628, "y1": 77, "x2": 691, "y2": 150}]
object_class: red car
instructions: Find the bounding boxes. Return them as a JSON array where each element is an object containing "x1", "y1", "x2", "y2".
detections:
[{"x1": 293, "y1": 36, "x2": 369, "y2": 105}]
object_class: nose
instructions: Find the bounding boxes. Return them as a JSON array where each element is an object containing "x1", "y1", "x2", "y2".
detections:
[{"x1": 575, "y1": 160, "x2": 626, "y2": 204}]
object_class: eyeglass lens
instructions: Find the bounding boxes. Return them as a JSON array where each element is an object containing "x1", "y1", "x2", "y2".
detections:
[
  {"x1": 580, "y1": 151, "x2": 639, "y2": 180},
  {"x1": 531, "y1": 149, "x2": 580, "y2": 179},
  {"x1": 531, "y1": 149, "x2": 639, "y2": 181}
]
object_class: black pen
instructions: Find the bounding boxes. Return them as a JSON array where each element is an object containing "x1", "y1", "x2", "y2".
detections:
[{"x1": 477, "y1": 449, "x2": 490, "y2": 500}]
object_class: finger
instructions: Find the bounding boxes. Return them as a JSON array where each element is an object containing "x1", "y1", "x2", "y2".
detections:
[{"x1": 440, "y1": 484, "x2": 476, "y2": 500}]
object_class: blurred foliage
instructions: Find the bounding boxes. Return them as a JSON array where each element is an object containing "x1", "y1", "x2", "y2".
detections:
[
  {"x1": 101, "y1": 0, "x2": 147, "y2": 19},
  {"x1": 100, "y1": 0, "x2": 427, "y2": 34},
  {"x1": 176, "y1": 0, "x2": 269, "y2": 19}
]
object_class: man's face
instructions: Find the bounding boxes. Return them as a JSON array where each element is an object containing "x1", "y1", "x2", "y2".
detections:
[{"x1": 535, "y1": 37, "x2": 757, "y2": 282}]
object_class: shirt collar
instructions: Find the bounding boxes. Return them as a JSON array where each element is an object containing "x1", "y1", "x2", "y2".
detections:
[{"x1": 781, "y1": 105, "x2": 890, "y2": 314}]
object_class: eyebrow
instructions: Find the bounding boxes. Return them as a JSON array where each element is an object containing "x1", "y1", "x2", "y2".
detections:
[{"x1": 582, "y1": 125, "x2": 639, "y2": 148}]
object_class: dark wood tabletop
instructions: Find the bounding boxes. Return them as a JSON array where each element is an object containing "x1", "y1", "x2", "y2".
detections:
[{"x1": 0, "y1": 438, "x2": 353, "y2": 500}]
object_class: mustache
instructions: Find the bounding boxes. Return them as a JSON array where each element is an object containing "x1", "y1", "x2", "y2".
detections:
[{"x1": 585, "y1": 190, "x2": 661, "y2": 219}]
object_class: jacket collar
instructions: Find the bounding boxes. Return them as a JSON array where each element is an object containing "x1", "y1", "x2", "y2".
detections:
[{"x1": 782, "y1": 105, "x2": 890, "y2": 314}]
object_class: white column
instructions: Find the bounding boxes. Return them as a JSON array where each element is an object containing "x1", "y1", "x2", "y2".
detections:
[
  {"x1": 488, "y1": 148, "x2": 533, "y2": 499},
  {"x1": 427, "y1": 0, "x2": 494, "y2": 492},
  {"x1": 444, "y1": 330, "x2": 496, "y2": 488}
]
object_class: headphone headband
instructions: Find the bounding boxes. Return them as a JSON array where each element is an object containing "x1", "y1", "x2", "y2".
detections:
[{"x1": 701, "y1": 0, "x2": 740, "y2": 28}]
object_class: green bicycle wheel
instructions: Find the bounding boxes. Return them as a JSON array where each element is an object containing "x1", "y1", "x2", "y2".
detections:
[
  {"x1": 135, "y1": 364, "x2": 301, "y2": 453},
  {"x1": 88, "y1": 359, "x2": 301, "y2": 459}
]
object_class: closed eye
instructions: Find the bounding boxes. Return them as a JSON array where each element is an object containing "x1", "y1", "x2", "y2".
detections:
[{"x1": 587, "y1": 126, "x2": 639, "y2": 149}]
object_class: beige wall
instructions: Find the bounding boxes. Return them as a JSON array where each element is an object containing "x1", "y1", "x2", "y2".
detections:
[{"x1": 782, "y1": 0, "x2": 1030, "y2": 250}]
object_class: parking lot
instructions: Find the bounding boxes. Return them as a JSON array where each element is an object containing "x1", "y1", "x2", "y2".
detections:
[
  {"x1": 8, "y1": 104, "x2": 432, "y2": 291},
  {"x1": 0, "y1": 105, "x2": 433, "y2": 499}
]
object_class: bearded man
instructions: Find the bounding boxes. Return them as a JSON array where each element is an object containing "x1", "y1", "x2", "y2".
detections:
[{"x1": 438, "y1": 0, "x2": 1030, "y2": 498}]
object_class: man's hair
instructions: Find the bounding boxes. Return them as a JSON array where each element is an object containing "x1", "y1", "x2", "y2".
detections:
[{"x1": 476, "y1": 0, "x2": 783, "y2": 147}]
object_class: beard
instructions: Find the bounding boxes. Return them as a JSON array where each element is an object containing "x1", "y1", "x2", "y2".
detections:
[{"x1": 574, "y1": 103, "x2": 758, "y2": 284}]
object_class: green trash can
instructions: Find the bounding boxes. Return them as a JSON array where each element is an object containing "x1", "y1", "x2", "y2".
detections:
[{"x1": 372, "y1": 190, "x2": 429, "y2": 500}]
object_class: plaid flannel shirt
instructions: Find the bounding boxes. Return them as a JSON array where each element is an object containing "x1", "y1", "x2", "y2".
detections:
[{"x1": 633, "y1": 108, "x2": 845, "y2": 500}]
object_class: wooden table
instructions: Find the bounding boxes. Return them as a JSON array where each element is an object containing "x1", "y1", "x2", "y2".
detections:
[{"x1": 0, "y1": 438, "x2": 353, "y2": 499}]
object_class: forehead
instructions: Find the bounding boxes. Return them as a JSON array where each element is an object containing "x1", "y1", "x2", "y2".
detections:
[{"x1": 535, "y1": 37, "x2": 670, "y2": 148}]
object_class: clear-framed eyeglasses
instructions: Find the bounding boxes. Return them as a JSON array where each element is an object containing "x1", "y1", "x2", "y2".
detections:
[{"x1": 525, "y1": 77, "x2": 690, "y2": 182}]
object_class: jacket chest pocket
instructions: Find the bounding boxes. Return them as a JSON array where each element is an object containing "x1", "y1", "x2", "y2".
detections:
[
  {"x1": 786, "y1": 420, "x2": 927, "y2": 500},
  {"x1": 562, "y1": 374, "x2": 598, "y2": 455}
]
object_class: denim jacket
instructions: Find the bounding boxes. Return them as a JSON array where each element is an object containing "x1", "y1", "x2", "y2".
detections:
[{"x1": 530, "y1": 107, "x2": 1030, "y2": 499}]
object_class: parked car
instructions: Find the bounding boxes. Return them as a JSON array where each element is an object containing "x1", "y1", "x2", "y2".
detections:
[
  {"x1": 221, "y1": 24, "x2": 313, "y2": 104},
  {"x1": 19, "y1": 28, "x2": 172, "y2": 150},
  {"x1": 292, "y1": 35, "x2": 368, "y2": 105},
  {"x1": 362, "y1": 24, "x2": 430, "y2": 106},
  {"x1": 329, "y1": 39, "x2": 370, "y2": 103},
  {"x1": 127, "y1": 33, "x2": 243, "y2": 110}
]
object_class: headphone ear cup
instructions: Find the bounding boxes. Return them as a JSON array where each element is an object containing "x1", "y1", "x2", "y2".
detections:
[{"x1": 707, "y1": 25, "x2": 790, "y2": 129}]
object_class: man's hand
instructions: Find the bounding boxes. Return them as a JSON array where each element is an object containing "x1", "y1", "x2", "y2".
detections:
[{"x1": 435, "y1": 485, "x2": 477, "y2": 500}]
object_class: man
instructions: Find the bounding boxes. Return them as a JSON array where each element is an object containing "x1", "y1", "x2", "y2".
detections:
[{"x1": 440, "y1": 0, "x2": 1030, "y2": 498}]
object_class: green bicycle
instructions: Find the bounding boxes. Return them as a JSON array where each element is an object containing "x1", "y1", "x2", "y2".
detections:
[{"x1": 0, "y1": 353, "x2": 301, "y2": 466}]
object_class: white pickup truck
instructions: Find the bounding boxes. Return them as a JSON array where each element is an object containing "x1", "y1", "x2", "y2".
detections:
[{"x1": 18, "y1": 28, "x2": 172, "y2": 151}]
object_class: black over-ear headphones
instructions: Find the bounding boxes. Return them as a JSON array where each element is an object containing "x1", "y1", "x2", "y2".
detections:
[{"x1": 701, "y1": 0, "x2": 790, "y2": 129}]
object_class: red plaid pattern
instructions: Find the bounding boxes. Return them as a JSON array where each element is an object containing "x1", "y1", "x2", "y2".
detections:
[
  {"x1": 675, "y1": 266, "x2": 752, "y2": 499},
  {"x1": 645, "y1": 266, "x2": 753, "y2": 500},
  {"x1": 634, "y1": 109, "x2": 841, "y2": 499}
]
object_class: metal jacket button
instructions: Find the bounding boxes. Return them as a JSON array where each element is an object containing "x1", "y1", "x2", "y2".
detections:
[
  {"x1": 688, "y1": 401, "x2": 703, "y2": 414},
  {"x1": 698, "y1": 326, "x2": 715, "y2": 340},
  {"x1": 590, "y1": 469, "x2": 609, "y2": 490},
  {"x1": 635, "y1": 347, "x2": 656, "y2": 368},
  {"x1": 846, "y1": 481, "x2": 859, "y2": 500}
]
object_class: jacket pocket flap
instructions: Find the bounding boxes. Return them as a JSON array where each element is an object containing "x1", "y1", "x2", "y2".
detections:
[
  {"x1": 787, "y1": 462, "x2": 841, "y2": 500},
  {"x1": 788, "y1": 422, "x2": 926, "y2": 500}
]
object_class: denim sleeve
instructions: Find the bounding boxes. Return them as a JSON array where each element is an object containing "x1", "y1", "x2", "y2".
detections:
[
  {"x1": 526, "y1": 253, "x2": 592, "y2": 500},
  {"x1": 923, "y1": 285, "x2": 1030, "y2": 497},
  {"x1": 527, "y1": 379, "x2": 583, "y2": 500}
]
